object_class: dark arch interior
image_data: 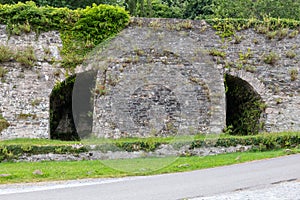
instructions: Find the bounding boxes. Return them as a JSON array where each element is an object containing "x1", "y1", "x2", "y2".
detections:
[
  {"x1": 50, "y1": 71, "x2": 97, "y2": 140},
  {"x1": 225, "y1": 74, "x2": 264, "y2": 135}
]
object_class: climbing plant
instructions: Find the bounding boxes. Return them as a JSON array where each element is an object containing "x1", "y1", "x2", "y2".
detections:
[{"x1": 0, "y1": 1, "x2": 130, "y2": 68}]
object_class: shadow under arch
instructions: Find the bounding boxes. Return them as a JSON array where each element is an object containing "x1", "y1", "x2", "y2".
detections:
[
  {"x1": 225, "y1": 74, "x2": 265, "y2": 135},
  {"x1": 50, "y1": 70, "x2": 97, "y2": 140}
]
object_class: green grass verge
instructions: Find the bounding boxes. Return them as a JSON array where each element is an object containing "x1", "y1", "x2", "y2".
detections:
[
  {"x1": 0, "y1": 148, "x2": 299, "y2": 184},
  {"x1": 0, "y1": 132, "x2": 299, "y2": 161},
  {"x1": 1, "y1": 131, "x2": 299, "y2": 146}
]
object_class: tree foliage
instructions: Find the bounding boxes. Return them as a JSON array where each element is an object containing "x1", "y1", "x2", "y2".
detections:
[
  {"x1": 0, "y1": 0, "x2": 121, "y2": 9},
  {"x1": 1, "y1": 0, "x2": 300, "y2": 20},
  {"x1": 210, "y1": 0, "x2": 300, "y2": 20},
  {"x1": 122, "y1": 0, "x2": 300, "y2": 20},
  {"x1": 124, "y1": 0, "x2": 212, "y2": 19}
]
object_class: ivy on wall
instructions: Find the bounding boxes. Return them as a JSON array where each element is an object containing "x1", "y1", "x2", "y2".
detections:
[
  {"x1": 0, "y1": 2, "x2": 129, "y2": 140},
  {"x1": 0, "y1": 1, "x2": 130, "y2": 68}
]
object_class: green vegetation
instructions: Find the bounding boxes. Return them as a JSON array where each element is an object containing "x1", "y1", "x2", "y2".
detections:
[
  {"x1": 0, "y1": 132, "x2": 299, "y2": 162},
  {"x1": 2, "y1": 0, "x2": 300, "y2": 21},
  {"x1": 122, "y1": 0, "x2": 300, "y2": 20},
  {"x1": 0, "y1": 114, "x2": 9, "y2": 133},
  {"x1": 0, "y1": 133, "x2": 298, "y2": 183},
  {"x1": 263, "y1": 51, "x2": 280, "y2": 65},
  {"x1": 289, "y1": 69, "x2": 298, "y2": 81},
  {"x1": 0, "y1": 0, "x2": 299, "y2": 184},
  {"x1": 0, "y1": 44, "x2": 37, "y2": 67},
  {"x1": 0, "y1": 138, "x2": 79, "y2": 146},
  {"x1": 206, "y1": 18, "x2": 300, "y2": 38},
  {"x1": 17, "y1": 113, "x2": 37, "y2": 120},
  {"x1": 0, "y1": 45, "x2": 13, "y2": 62},
  {"x1": 208, "y1": 48, "x2": 226, "y2": 58},
  {"x1": 0, "y1": 144, "x2": 87, "y2": 161},
  {"x1": 0, "y1": 2, "x2": 129, "y2": 68},
  {"x1": 288, "y1": 30, "x2": 299, "y2": 38},
  {"x1": 0, "y1": 148, "x2": 299, "y2": 184},
  {"x1": 286, "y1": 50, "x2": 296, "y2": 59},
  {"x1": 0, "y1": 0, "x2": 122, "y2": 9},
  {"x1": 15, "y1": 46, "x2": 37, "y2": 67},
  {"x1": 238, "y1": 48, "x2": 253, "y2": 64},
  {"x1": 209, "y1": 0, "x2": 300, "y2": 20},
  {"x1": 225, "y1": 74, "x2": 266, "y2": 135}
]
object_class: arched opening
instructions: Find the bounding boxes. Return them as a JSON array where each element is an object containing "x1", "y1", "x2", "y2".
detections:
[
  {"x1": 50, "y1": 75, "x2": 78, "y2": 140},
  {"x1": 225, "y1": 74, "x2": 264, "y2": 135},
  {"x1": 50, "y1": 71, "x2": 97, "y2": 140}
]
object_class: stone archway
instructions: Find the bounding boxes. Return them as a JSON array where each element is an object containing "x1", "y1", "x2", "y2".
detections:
[
  {"x1": 50, "y1": 75, "x2": 78, "y2": 140},
  {"x1": 49, "y1": 71, "x2": 97, "y2": 140},
  {"x1": 225, "y1": 74, "x2": 265, "y2": 135}
]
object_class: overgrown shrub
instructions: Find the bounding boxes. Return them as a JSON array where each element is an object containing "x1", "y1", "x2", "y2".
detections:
[
  {"x1": 0, "y1": 0, "x2": 121, "y2": 9},
  {"x1": 0, "y1": 2, "x2": 130, "y2": 68}
]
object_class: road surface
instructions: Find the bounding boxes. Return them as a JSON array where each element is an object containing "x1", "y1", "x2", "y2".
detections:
[{"x1": 0, "y1": 154, "x2": 299, "y2": 200}]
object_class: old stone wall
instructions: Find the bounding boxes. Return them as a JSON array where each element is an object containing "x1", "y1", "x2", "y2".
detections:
[
  {"x1": 0, "y1": 18, "x2": 299, "y2": 140},
  {"x1": 77, "y1": 19, "x2": 225, "y2": 138},
  {"x1": 86, "y1": 18, "x2": 299, "y2": 138},
  {"x1": 221, "y1": 28, "x2": 300, "y2": 132},
  {"x1": 0, "y1": 25, "x2": 67, "y2": 139}
]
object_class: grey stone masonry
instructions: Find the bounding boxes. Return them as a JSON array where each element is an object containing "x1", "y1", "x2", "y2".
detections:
[
  {"x1": 0, "y1": 25, "x2": 67, "y2": 139},
  {"x1": 1, "y1": 17, "x2": 300, "y2": 139}
]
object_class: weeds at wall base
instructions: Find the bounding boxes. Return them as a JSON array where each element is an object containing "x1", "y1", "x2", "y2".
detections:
[{"x1": 0, "y1": 132, "x2": 299, "y2": 162}]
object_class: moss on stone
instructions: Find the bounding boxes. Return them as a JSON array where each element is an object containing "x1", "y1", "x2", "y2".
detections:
[{"x1": 0, "y1": 114, "x2": 9, "y2": 133}]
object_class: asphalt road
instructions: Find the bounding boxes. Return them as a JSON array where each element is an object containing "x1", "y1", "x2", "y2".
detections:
[{"x1": 0, "y1": 154, "x2": 299, "y2": 200}]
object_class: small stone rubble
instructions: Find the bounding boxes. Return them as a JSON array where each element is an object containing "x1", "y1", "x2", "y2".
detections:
[{"x1": 12, "y1": 144, "x2": 252, "y2": 162}]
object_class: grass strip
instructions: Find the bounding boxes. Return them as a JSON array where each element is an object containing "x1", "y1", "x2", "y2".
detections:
[
  {"x1": 0, "y1": 148, "x2": 299, "y2": 184},
  {"x1": 1, "y1": 132, "x2": 299, "y2": 158}
]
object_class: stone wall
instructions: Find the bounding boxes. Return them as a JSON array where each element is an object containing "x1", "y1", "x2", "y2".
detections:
[
  {"x1": 80, "y1": 19, "x2": 225, "y2": 138},
  {"x1": 0, "y1": 17, "x2": 299, "y2": 140},
  {"x1": 0, "y1": 25, "x2": 67, "y2": 139}
]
